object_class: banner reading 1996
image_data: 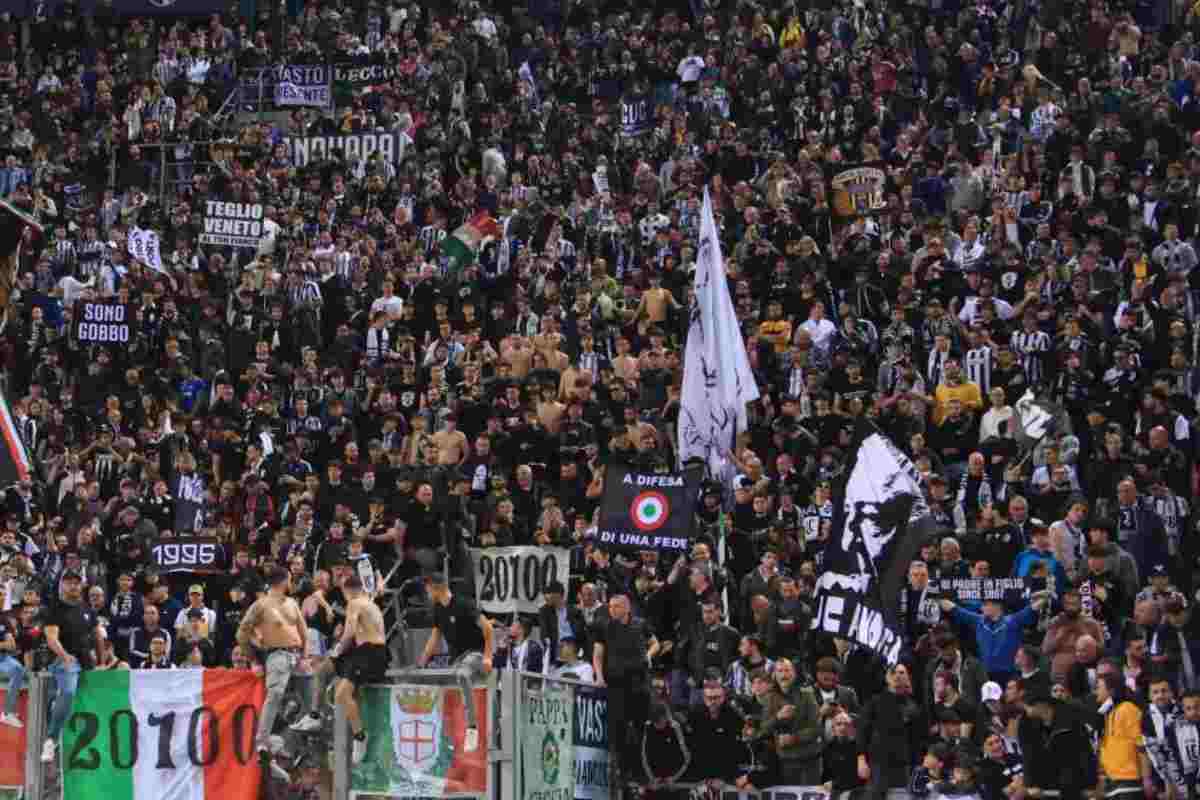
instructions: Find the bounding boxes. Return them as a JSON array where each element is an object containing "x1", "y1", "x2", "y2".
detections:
[
  {"x1": 596, "y1": 466, "x2": 698, "y2": 553},
  {"x1": 62, "y1": 670, "x2": 264, "y2": 800}
]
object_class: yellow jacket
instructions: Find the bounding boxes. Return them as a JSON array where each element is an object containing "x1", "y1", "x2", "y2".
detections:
[
  {"x1": 932, "y1": 382, "x2": 983, "y2": 425},
  {"x1": 1099, "y1": 701, "x2": 1143, "y2": 781}
]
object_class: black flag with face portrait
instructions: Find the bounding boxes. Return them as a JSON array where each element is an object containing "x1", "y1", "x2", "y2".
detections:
[{"x1": 812, "y1": 426, "x2": 936, "y2": 665}]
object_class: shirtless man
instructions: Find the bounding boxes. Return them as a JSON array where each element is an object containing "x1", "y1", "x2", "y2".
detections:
[
  {"x1": 236, "y1": 566, "x2": 307, "y2": 772},
  {"x1": 326, "y1": 576, "x2": 387, "y2": 763},
  {"x1": 430, "y1": 415, "x2": 468, "y2": 465}
]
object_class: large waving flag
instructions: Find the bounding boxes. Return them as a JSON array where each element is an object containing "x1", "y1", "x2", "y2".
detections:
[
  {"x1": 813, "y1": 430, "x2": 936, "y2": 665},
  {"x1": 441, "y1": 211, "x2": 502, "y2": 281},
  {"x1": 62, "y1": 670, "x2": 265, "y2": 800},
  {"x1": 677, "y1": 187, "x2": 760, "y2": 477}
]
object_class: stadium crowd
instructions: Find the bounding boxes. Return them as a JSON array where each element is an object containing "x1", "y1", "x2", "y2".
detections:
[{"x1": 10, "y1": 0, "x2": 1200, "y2": 797}]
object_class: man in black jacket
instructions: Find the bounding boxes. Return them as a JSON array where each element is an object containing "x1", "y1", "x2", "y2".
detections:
[
  {"x1": 688, "y1": 677, "x2": 750, "y2": 790},
  {"x1": 1018, "y1": 690, "x2": 1095, "y2": 800},
  {"x1": 537, "y1": 581, "x2": 587, "y2": 667},
  {"x1": 857, "y1": 662, "x2": 929, "y2": 800}
]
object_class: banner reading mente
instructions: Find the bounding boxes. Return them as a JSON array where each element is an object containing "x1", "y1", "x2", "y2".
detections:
[
  {"x1": 351, "y1": 684, "x2": 488, "y2": 799},
  {"x1": 61, "y1": 670, "x2": 265, "y2": 800}
]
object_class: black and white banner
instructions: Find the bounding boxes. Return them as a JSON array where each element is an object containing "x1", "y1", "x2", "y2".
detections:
[
  {"x1": 74, "y1": 301, "x2": 132, "y2": 344},
  {"x1": 199, "y1": 201, "x2": 264, "y2": 249},
  {"x1": 812, "y1": 430, "x2": 934, "y2": 665},
  {"x1": 596, "y1": 466, "x2": 698, "y2": 554},
  {"x1": 573, "y1": 685, "x2": 608, "y2": 800},
  {"x1": 936, "y1": 577, "x2": 1027, "y2": 606},
  {"x1": 272, "y1": 65, "x2": 332, "y2": 108},
  {"x1": 149, "y1": 536, "x2": 223, "y2": 573},
  {"x1": 469, "y1": 547, "x2": 570, "y2": 614},
  {"x1": 332, "y1": 61, "x2": 400, "y2": 86},
  {"x1": 284, "y1": 133, "x2": 406, "y2": 167}
]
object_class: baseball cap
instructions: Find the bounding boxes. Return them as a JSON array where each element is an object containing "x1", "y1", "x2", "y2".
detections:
[
  {"x1": 426, "y1": 572, "x2": 450, "y2": 586},
  {"x1": 62, "y1": 569, "x2": 83, "y2": 580},
  {"x1": 981, "y1": 681, "x2": 1003, "y2": 703},
  {"x1": 188, "y1": 584, "x2": 204, "y2": 595}
]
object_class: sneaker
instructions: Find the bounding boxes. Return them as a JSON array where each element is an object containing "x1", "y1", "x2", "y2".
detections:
[
  {"x1": 289, "y1": 713, "x2": 322, "y2": 733},
  {"x1": 463, "y1": 727, "x2": 479, "y2": 753},
  {"x1": 267, "y1": 757, "x2": 290, "y2": 783},
  {"x1": 0, "y1": 713, "x2": 22, "y2": 728},
  {"x1": 351, "y1": 734, "x2": 367, "y2": 765},
  {"x1": 40, "y1": 738, "x2": 55, "y2": 763}
]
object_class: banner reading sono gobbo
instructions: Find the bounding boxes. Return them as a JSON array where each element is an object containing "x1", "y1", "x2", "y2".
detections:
[
  {"x1": 199, "y1": 202, "x2": 264, "y2": 249},
  {"x1": 597, "y1": 466, "x2": 697, "y2": 553}
]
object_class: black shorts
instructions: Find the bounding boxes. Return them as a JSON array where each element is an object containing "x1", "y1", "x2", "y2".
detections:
[{"x1": 337, "y1": 642, "x2": 388, "y2": 686}]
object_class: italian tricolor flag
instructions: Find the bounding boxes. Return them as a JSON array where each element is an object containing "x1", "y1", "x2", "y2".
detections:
[
  {"x1": 63, "y1": 670, "x2": 265, "y2": 800},
  {"x1": 440, "y1": 211, "x2": 501, "y2": 279}
]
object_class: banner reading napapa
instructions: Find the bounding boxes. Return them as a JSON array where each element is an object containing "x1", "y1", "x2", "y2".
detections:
[{"x1": 597, "y1": 466, "x2": 697, "y2": 553}]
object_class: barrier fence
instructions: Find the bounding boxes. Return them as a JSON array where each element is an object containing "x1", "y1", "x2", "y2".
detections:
[{"x1": 8, "y1": 665, "x2": 824, "y2": 800}]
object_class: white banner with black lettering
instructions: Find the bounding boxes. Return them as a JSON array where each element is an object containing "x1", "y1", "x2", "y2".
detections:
[
  {"x1": 199, "y1": 202, "x2": 264, "y2": 249},
  {"x1": 284, "y1": 133, "x2": 407, "y2": 168},
  {"x1": 469, "y1": 546, "x2": 570, "y2": 615},
  {"x1": 127, "y1": 226, "x2": 165, "y2": 274}
]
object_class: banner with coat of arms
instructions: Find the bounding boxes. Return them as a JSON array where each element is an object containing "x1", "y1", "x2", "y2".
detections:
[
  {"x1": 351, "y1": 684, "x2": 488, "y2": 799},
  {"x1": 520, "y1": 680, "x2": 574, "y2": 800}
]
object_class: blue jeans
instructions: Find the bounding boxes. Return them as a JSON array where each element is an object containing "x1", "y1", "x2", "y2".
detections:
[
  {"x1": 47, "y1": 658, "x2": 80, "y2": 739},
  {"x1": 0, "y1": 655, "x2": 24, "y2": 715}
]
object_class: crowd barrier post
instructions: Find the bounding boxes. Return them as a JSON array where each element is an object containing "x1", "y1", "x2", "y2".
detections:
[{"x1": 23, "y1": 673, "x2": 48, "y2": 800}]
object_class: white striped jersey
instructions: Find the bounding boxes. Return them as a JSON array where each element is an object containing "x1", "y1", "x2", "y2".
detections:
[
  {"x1": 1010, "y1": 329, "x2": 1051, "y2": 386},
  {"x1": 964, "y1": 346, "x2": 993, "y2": 395}
]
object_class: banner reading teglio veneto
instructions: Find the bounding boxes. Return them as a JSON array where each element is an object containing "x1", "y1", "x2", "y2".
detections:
[
  {"x1": 61, "y1": 669, "x2": 265, "y2": 800},
  {"x1": 351, "y1": 684, "x2": 488, "y2": 799},
  {"x1": 597, "y1": 466, "x2": 698, "y2": 554}
]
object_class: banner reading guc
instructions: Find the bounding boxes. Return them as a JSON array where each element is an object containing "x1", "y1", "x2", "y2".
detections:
[{"x1": 61, "y1": 669, "x2": 264, "y2": 800}]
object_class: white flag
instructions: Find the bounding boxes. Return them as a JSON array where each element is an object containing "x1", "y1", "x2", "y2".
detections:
[
  {"x1": 127, "y1": 227, "x2": 168, "y2": 278},
  {"x1": 518, "y1": 61, "x2": 540, "y2": 109},
  {"x1": 677, "y1": 187, "x2": 760, "y2": 476}
]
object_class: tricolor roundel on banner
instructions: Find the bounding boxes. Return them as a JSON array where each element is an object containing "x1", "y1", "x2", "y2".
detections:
[
  {"x1": 630, "y1": 491, "x2": 669, "y2": 531},
  {"x1": 597, "y1": 465, "x2": 697, "y2": 553}
]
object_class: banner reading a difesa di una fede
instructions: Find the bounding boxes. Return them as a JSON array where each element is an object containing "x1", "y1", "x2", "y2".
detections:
[{"x1": 61, "y1": 670, "x2": 265, "y2": 800}]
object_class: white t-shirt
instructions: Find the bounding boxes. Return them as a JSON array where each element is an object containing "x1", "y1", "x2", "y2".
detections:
[{"x1": 801, "y1": 318, "x2": 837, "y2": 353}]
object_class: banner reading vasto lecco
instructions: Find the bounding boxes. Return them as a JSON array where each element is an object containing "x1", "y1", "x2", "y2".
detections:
[
  {"x1": 596, "y1": 466, "x2": 697, "y2": 553},
  {"x1": 199, "y1": 202, "x2": 263, "y2": 249},
  {"x1": 521, "y1": 682, "x2": 574, "y2": 800},
  {"x1": 285, "y1": 133, "x2": 407, "y2": 168}
]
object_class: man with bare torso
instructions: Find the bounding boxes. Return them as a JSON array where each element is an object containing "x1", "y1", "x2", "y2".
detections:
[
  {"x1": 326, "y1": 575, "x2": 388, "y2": 764},
  {"x1": 237, "y1": 566, "x2": 307, "y2": 771}
]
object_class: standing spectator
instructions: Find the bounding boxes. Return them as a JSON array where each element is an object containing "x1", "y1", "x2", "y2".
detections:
[{"x1": 858, "y1": 663, "x2": 929, "y2": 800}]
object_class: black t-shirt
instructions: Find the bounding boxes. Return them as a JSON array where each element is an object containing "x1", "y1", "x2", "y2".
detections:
[
  {"x1": 595, "y1": 616, "x2": 649, "y2": 681},
  {"x1": 46, "y1": 599, "x2": 97, "y2": 669},
  {"x1": 432, "y1": 595, "x2": 484, "y2": 659}
]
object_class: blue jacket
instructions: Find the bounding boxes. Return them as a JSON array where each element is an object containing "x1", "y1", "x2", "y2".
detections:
[
  {"x1": 1012, "y1": 547, "x2": 1069, "y2": 594},
  {"x1": 952, "y1": 605, "x2": 1037, "y2": 674}
]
